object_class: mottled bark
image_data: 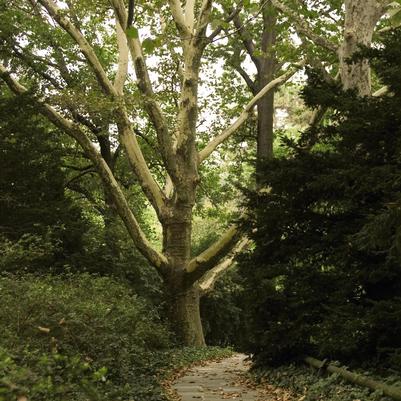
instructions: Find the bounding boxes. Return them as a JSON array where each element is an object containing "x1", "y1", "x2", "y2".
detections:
[
  {"x1": 163, "y1": 205, "x2": 205, "y2": 345},
  {"x1": 167, "y1": 284, "x2": 205, "y2": 346},
  {"x1": 339, "y1": 0, "x2": 388, "y2": 95}
]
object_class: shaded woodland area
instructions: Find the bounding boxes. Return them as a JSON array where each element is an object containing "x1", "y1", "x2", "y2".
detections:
[{"x1": 1, "y1": 0, "x2": 401, "y2": 400}]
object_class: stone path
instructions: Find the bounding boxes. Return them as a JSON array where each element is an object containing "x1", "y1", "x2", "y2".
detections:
[{"x1": 172, "y1": 354, "x2": 261, "y2": 401}]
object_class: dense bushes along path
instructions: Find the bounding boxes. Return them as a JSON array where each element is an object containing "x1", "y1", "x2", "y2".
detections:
[{"x1": 172, "y1": 354, "x2": 294, "y2": 401}]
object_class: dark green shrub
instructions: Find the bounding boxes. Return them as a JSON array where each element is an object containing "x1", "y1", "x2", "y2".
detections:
[
  {"x1": 0, "y1": 348, "x2": 109, "y2": 401},
  {"x1": 239, "y1": 29, "x2": 401, "y2": 367},
  {"x1": 0, "y1": 94, "x2": 90, "y2": 272},
  {"x1": 0, "y1": 273, "x2": 172, "y2": 400},
  {"x1": 201, "y1": 269, "x2": 245, "y2": 347}
]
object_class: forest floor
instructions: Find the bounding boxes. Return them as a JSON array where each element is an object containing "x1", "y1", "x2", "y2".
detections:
[{"x1": 170, "y1": 353, "x2": 297, "y2": 401}]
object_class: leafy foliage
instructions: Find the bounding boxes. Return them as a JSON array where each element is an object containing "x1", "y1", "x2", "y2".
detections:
[
  {"x1": 250, "y1": 364, "x2": 396, "y2": 401},
  {"x1": 201, "y1": 269, "x2": 245, "y2": 347},
  {"x1": 0, "y1": 94, "x2": 89, "y2": 271},
  {"x1": 0, "y1": 273, "x2": 171, "y2": 400},
  {"x1": 239, "y1": 29, "x2": 401, "y2": 367},
  {"x1": 0, "y1": 273, "x2": 232, "y2": 401}
]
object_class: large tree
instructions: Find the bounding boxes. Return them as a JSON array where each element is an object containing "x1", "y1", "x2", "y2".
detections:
[
  {"x1": 0, "y1": 0, "x2": 301, "y2": 345},
  {"x1": 0, "y1": 0, "x2": 393, "y2": 345}
]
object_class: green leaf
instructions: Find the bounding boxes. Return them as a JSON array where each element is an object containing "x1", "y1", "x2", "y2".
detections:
[
  {"x1": 211, "y1": 18, "x2": 223, "y2": 30},
  {"x1": 142, "y1": 38, "x2": 156, "y2": 54},
  {"x1": 126, "y1": 27, "x2": 138, "y2": 39}
]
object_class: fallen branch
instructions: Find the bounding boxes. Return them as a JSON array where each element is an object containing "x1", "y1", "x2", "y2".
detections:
[{"x1": 304, "y1": 356, "x2": 401, "y2": 401}]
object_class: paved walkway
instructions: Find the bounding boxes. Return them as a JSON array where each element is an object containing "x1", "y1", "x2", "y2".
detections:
[{"x1": 172, "y1": 354, "x2": 261, "y2": 401}]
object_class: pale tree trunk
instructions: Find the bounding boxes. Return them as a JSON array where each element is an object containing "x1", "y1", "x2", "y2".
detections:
[
  {"x1": 339, "y1": 0, "x2": 388, "y2": 95},
  {"x1": 271, "y1": 0, "x2": 389, "y2": 97}
]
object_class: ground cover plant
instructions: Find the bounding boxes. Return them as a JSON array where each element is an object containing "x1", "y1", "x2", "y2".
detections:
[
  {"x1": 250, "y1": 364, "x2": 401, "y2": 401},
  {"x1": 0, "y1": 273, "x2": 232, "y2": 401}
]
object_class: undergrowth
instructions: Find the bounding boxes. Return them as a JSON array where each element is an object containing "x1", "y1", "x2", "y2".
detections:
[
  {"x1": 250, "y1": 364, "x2": 401, "y2": 401},
  {"x1": 0, "y1": 273, "x2": 232, "y2": 401}
]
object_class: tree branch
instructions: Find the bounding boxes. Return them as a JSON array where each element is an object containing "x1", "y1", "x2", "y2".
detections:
[
  {"x1": 208, "y1": 7, "x2": 242, "y2": 42},
  {"x1": 373, "y1": 85, "x2": 388, "y2": 96},
  {"x1": 65, "y1": 168, "x2": 97, "y2": 187},
  {"x1": 232, "y1": 63, "x2": 257, "y2": 94},
  {"x1": 199, "y1": 238, "x2": 249, "y2": 295},
  {"x1": 270, "y1": 0, "x2": 338, "y2": 53},
  {"x1": 114, "y1": 19, "x2": 129, "y2": 95},
  {"x1": 187, "y1": 224, "x2": 241, "y2": 280},
  {"x1": 111, "y1": 0, "x2": 177, "y2": 180},
  {"x1": 37, "y1": 0, "x2": 117, "y2": 96},
  {"x1": 232, "y1": 13, "x2": 260, "y2": 70},
  {"x1": 36, "y1": 0, "x2": 167, "y2": 216},
  {"x1": 199, "y1": 61, "x2": 304, "y2": 162},
  {"x1": 196, "y1": 0, "x2": 213, "y2": 36},
  {"x1": 0, "y1": 64, "x2": 168, "y2": 272},
  {"x1": 11, "y1": 45, "x2": 63, "y2": 89},
  {"x1": 185, "y1": 0, "x2": 196, "y2": 33},
  {"x1": 168, "y1": 0, "x2": 192, "y2": 39},
  {"x1": 66, "y1": 181, "x2": 106, "y2": 215}
]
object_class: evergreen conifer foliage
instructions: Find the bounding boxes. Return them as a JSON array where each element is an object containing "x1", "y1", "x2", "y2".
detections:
[{"x1": 240, "y1": 29, "x2": 401, "y2": 367}]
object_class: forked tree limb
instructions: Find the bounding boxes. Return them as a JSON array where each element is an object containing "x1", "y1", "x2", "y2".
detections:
[
  {"x1": 0, "y1": 64, "x2": 168, "y2": 272},
  {"x1": 37, "y1": 0, "x2": 167, "y2": 217},
  {"x1": 232, "y1": 63, "x2": 257, "y2": 94},
  {"x1": 199, "y1": 61, "x2": 305, "y2": 162},
  {"x1": 186, "y1": 225, "x2": 242, "y2": 284},
  {"x1": 168, "y1": 0, "x2": 191, "y2": 39},
  {"x1": 196, "y1": 0, "x2": 213, "y2": 35},
  {"x1": 111, "y1": 0, "x2": 177, "y2": 180},
  {"x1": 232, "y1": 13, "x2": 260, "y2": 70}
]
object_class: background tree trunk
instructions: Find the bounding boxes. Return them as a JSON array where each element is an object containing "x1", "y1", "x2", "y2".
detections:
[
  {"x1": 339, "y1": 0, "x2": 386, "y2": 95},
  {"x1": 256, "y1": 4, "x2": 276, "y2": 185}
]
